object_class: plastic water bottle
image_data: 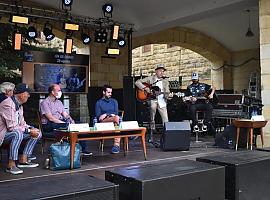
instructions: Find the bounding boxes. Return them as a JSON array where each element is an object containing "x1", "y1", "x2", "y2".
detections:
[
  {"x1": 93, "y1": 117, "x2": 98, "y2": 130},
  {"x1": 119, "y1": 116, "x2": 123, "y2": 129}
]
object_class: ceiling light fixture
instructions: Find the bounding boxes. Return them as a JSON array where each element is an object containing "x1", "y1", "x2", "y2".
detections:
[
  {"x1": 11, "y1": 15, "x2": 29, "y2": 24},
  {"x1": 117, "y1": 37, "x2": 126, "y2": 47},
  {"x1": 43, "y1": 22, "x2": 55, "y2": 41},
  {"x1": 102, "y1": 3, "x2": 113, "y2": 18},
  {"x1": 26, "y1": 26, "x2": 37, "y2": 39},
  {"x1": 245, "y1": 10, "x2": 254, "y2": 37},
  {"x1": 81, "y1": 33, "x2": 91, "y2": 45}
]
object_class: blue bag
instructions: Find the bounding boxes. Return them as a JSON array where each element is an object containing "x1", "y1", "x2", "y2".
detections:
[{"x1": 49, "y1": 139, "x2": 81, "y2": 170}]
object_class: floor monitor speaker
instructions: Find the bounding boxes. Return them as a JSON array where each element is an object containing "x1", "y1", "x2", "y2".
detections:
[
  {"x1": 197, "y1": 150, "x2": 270, "y2": 200},
  {"x1": 160, "y1": 121, "x2": 191, "y2": 151},
  {"x1": 105, "y1": 159, "x2": 225, "y2": 200},
  {"x1": 0, "y1": 174, "x2": 118, "y2": 200}
]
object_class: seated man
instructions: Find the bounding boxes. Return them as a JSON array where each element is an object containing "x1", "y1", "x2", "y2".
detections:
[
  {"x1": 95, "y1": 85, "x2": 120, "y2": 154},
  {"x1": 40, "y1": 84, "x2": 91, "y2": 155},
  {"x1": 186, "y1": 72, "x2": 216, "y2": 132},
  {"x1": 0, "y1": 83, "x2": 41, "y2": 175}
]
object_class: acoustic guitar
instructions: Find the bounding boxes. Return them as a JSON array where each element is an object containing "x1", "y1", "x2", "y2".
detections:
[{"x1": 136, "y1": 83, "x2": 185, "y2": 102}]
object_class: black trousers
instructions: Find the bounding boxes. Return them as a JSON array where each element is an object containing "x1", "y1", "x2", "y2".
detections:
[
  {"x1": 189, "y1": 103, "x2": 213, "y2": 126},
  {"x1": 42, "y1": 121, "x2": 88, "y2": 152}
]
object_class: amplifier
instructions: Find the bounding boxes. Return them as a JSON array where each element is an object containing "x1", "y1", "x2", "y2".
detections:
[
  {"x1": 0, "y1": 174, "x2": 119, "y2": 200},
  {"x1": 105, "y1": 159, "x2": 225, "y2": 200},
  {"x1": 216, "y1": 94, "x2": 243, "y2": 105},
  {"x1": 197, "y1": 151, "x2": 270, "y2": 200}
]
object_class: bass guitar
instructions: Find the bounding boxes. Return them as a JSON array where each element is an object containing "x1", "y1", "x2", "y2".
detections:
[{"x1": 136, "y1": 83, "x2": 185, "y2": 102}]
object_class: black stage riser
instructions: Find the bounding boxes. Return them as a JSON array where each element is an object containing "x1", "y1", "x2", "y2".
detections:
[
  {"x1": 197, "y1": 151, "x2": 270, "y2": 200},
  {"x1": 105, "y1": 159, "x2": 225, "y2": 200},
  {"x1": 0, "y1": 174, "x2": 118, "y2": 200},
  {"x1": 161, "y1": 121, "x2": 191, "y2": 151}
]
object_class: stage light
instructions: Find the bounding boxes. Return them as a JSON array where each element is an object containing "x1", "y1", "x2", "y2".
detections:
[
  {"x1": 64, "y1": 23, "x2": 79, "y2": 31},
  {"x1": 64, "y1": 38, "x2": 73, "y2": 54},
  {"x1": 62, "y1": 0, "x2": 73, "y2": 7},
  {"x1": 43, "y1": 22, "x2": 55, "y2": 41},
  {"x1": 14, "y1": 32, "x2": 22, "y2": 50},
  {"x1": 81, "y1": 33, "x2": 91, "y2": 45},
  {"x1": 117, "y1": 37, "x2": 126, "y2": 47},
  {"x1": 102, "y1": 3, "x2": 113, "y2": 17},
  {"x1": 11, "y1": 15, "x2": 29, "y2": 24},
  {"x1": 107, "y1": 48, "x2": 120, "y2": 55},
  {"x1": 95, "y1": 30, "x2": 107, "y2": 43},
  {"x1": 112, "y1": 25, "x2": 119, "y2": 40},
  {"x1": 26, "y1": 26, "x2": 37, "y2": 39}
]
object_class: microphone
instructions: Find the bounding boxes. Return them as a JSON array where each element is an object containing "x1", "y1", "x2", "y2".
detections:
[{"x1": 162, "y1": 76, "x2": 169, "y2": 79}]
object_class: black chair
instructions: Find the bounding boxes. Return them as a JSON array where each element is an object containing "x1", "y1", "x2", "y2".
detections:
[{"x1": 37, "y1": 111, "x2": 55, "y2": 154}]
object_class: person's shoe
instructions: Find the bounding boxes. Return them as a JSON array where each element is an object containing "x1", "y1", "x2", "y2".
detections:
[
  {"x1": 28, "y1": 155, "x2": 37, "y2": 161},
  {"x1": 6, "y1": 166, "x2": 23, "y2": 175},
  {"x1": 81, "y1": 151, "x2": 93, "y2": 156},
  {"x1": 202, "y1": 124, "x2": 208, "y2": 132},
  {"x1": 193, "y1": 125, "x2": 199, "y2": 132},
  {"x1": 17, "y1": 162, "x2": 39, "y2": 168},
  {"x1": 111, "y1": 146, "x2": 120, "y2": 154}
]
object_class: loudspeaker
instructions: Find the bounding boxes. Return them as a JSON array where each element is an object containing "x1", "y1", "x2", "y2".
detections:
[
  {"x1": 105, "y1": 159, "x2": 225, "y2": 200},
  {"x1": 197, "y1": 151, "x2": 270, "y2": 200},
  {"x1": 123, "y1": 76, "x2": 136, "y2": 121},
  {"x1": 160, "y1": 121, "x2": 191, "y2": 151},
  {"x1": 0, "y1": 174, "x2": 119, "y2": 200}
]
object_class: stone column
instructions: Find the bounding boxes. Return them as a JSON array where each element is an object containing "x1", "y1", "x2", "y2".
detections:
[{"x1": 260, "y1": 0, "x2": 270, "y2": 133}]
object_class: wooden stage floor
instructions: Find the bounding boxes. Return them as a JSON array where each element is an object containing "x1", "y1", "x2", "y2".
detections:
[{"x1": 0, "y1": 135, "x2": 235, "y2": 183}]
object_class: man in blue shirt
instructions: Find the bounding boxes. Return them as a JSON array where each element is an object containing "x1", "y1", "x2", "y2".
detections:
[{"x1": 95, "y1": 85, "x2": 120, "y2": 154}]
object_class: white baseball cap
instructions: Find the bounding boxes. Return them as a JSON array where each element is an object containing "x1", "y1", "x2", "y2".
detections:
[{"x1": 191, "y1": 72, "x2": 199, "y2": 80}]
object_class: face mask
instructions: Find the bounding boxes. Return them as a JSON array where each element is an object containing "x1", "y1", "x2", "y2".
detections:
[{"x1": 56, "y1": 91, "x2": 62, "y2": 99}]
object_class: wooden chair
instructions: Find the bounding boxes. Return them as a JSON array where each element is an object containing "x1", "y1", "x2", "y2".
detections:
[
  {"x1": 99, "y1": 110, "x2": 125, "y2": 152},
  {"x1": 37, "y1": 111, "x2": 55, "y2": 154}
]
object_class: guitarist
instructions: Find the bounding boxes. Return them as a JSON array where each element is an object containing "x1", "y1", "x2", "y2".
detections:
[
  {"x1": 135, "y1": 64, "x2": 172, "y2": 144},
  {"x1": 186, "y1": 72, "x2": 216, "y2": 132}
]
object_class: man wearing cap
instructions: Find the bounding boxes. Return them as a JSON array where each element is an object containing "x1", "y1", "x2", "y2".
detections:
[
  {"x1": 0, "y1": 83, "x2": 41, "y2": 175},
  {"x1": 135, "y1": 64, "x2": 172, "y2": 143},
  {"x1": 186, "y1": 72, "x2": 216, "y2": 132}
]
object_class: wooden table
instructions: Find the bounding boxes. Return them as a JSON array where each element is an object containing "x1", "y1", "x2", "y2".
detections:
[
  {"x1": 233, "y1": 119, "x2": 267, "y2": 151},
  {"x1": 55, "y1": 127, "x2": 147, "y2": 169}
]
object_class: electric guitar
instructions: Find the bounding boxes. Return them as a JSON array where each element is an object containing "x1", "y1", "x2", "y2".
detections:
[
  {"x1": 136, "y1": 83, "x2": 185, "y2": 102},
  {"x1": 183, "y1": 89, "x2": 219, "y2": 105}
]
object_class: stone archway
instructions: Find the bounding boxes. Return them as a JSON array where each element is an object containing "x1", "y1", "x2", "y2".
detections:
[{"x1": 133, "y1": 27, "x2": 232, "y2": 90}]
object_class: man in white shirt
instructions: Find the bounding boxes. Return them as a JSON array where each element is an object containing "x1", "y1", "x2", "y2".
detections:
[{"x1": 135, "y1": 64, "x2": 171, "y2": 143}]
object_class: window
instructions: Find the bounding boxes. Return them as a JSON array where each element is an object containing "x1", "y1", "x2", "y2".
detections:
[{"x1": 142, "y1": 44, "x2": 151, "y2": 53}]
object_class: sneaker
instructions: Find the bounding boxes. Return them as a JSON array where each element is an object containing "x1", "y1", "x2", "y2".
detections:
[
  {"x1": 81, "y1": 151, "x2": 93, "y2": 156},
  {"x1": 6, "y1": 166, "x2": 23, "y2": 175},
  {"x1": 28, "y1": 155, "x2": 37, "y2": 161},
  {"x1": 193, "y1": 125, "x2": 199, "y2": 132},
  {"x1": 202, "y1": 125, "x2": 208, "y2": 132},
  {"x1": 111, "y1": 146, "x2": 120, "y2": 154},
  {"x1": 17, "y1": 162, "x2": 39, "y2": 168}
]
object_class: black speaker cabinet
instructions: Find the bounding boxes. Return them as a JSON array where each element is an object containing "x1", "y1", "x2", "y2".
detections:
[
  {"x1": 105, "y1": 159, "x2": 225, "y2": 200},
  {"x1": 197, "y1": 151, "x2": 270, "y2": 200},
  {"x1": 123, "y1": 76, "x2": 136, "y2": 121},
  {"x1": 0, "y1": 174, "x2": 118, "y2": 200},
  {"x1": 160, "y1": 121, "x2": 191, "y2": 151}
]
